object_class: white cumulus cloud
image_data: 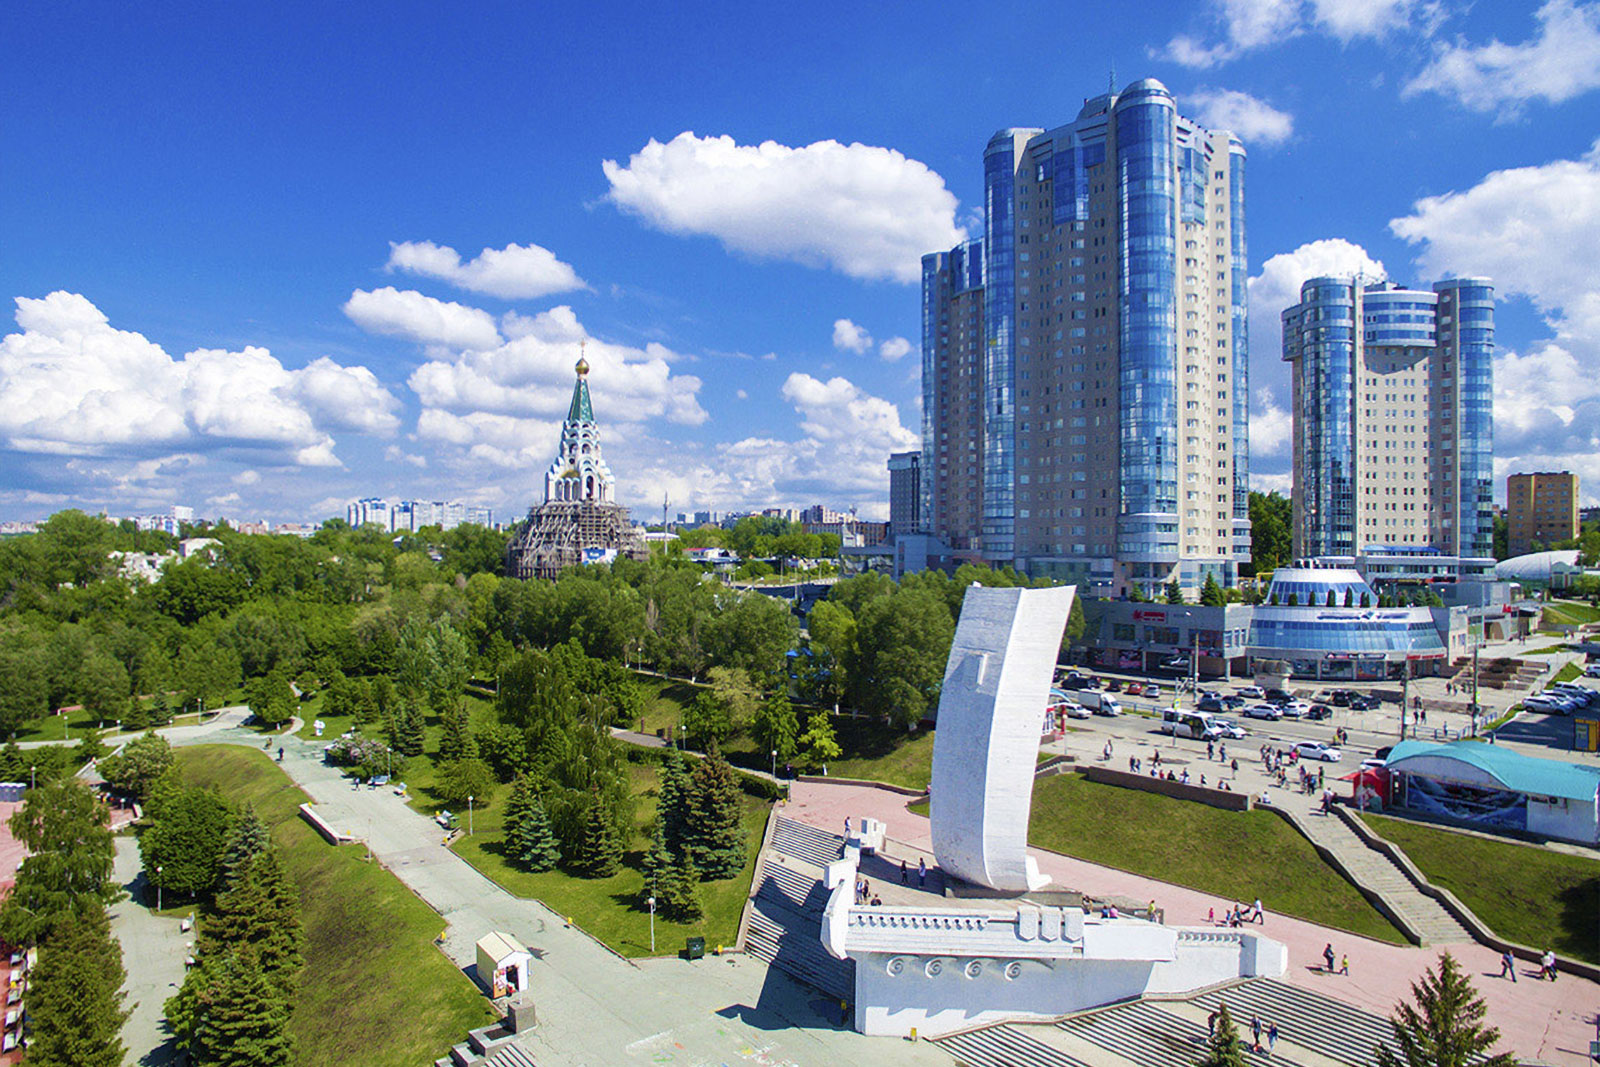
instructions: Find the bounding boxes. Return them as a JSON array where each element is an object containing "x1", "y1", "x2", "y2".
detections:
[
  {"x1": 602, "y1": 131, "x2": 966, "y2": 284},
  {"x1": 1185, "y1": 89, "x2": 1294, "y2": 145},
  {"x1": 1159, "y1": 0, "x2": 1425, "y2": 66},
  {"x1": 1406, "y1": 1, "x2": 1600, "y2": 113},
  {"x1": 0, "y1": 292, "x2": 398, "y2": 469},
  {"x1": 385, "y1": 240, "x2": 586, "y2": 300},
  {"x1": 878, "y1": 336, "x2": 914, "y2": 362},
  {"x1": 1248, "y1": 238, "x2": 1388, "y2": 363},
  {"x1": 342, "y1": 287, "x2": 502, "y2": 350},
  {"x1": 832, "y1": 318, "x2": 873, "y2": 353},
  {"x1": 1250, "y1": 387, "x2": 1295, "y2": 457}
]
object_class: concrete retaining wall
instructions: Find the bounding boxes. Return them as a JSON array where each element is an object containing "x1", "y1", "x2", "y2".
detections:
[
  {"x1": 298, "y1": 802, "x2": 353, "y2": 845},
  {"x1": 1078, "y1": 765, "x2": 1252, "y2": 812}
]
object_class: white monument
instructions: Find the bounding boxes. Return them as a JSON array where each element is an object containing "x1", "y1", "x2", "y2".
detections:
[
  {"x1": 819, "y1": 582, "x2": 1288, "y2": 1037},
  {"x1": 929, "y1": 585, "x2": 1075, "y2": 892}
]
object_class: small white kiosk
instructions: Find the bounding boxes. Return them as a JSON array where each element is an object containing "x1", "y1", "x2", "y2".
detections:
[{"x1": 475, "y1": 932, "x2": 531, "y2": 999}]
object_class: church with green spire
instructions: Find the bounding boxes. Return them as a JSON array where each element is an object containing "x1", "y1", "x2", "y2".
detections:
[{"x1": 505, "y1": 354, "x2": 645, "y2": 580}]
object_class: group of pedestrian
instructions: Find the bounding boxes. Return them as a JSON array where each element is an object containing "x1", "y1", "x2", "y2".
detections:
[
  {"x1": 1206, "y1": 740, "x2": 1229, "y2": 763},
  {"x1": 1501, "y1": 949, "x2": 1561, "y2": 982},
  {"x1": 895, "y1": 856, "x2": 928, "y2": 888},
  {"x1": 1213, "y1": 1010, "x2": 1280, "y2": 1056},
  {"x1": 1208, "y1": 899, "x2": 1265, "y2": 927},
  {"x1": 1322, "y1": 942, "x2": 1350, "y2": 975}
]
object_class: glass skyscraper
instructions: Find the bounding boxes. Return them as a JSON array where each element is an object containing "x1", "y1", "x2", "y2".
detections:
[
  {"x1": 1281, "y1": 276, "x2": 1495, "y2": 562},
  {"x1": 921, "y1": 78, "x2": 1250, "y2": 597}
]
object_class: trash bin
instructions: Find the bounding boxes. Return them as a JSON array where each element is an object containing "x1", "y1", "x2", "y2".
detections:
[{"x1": 684, "y1": 936, "x2": 705, "y2": 960}]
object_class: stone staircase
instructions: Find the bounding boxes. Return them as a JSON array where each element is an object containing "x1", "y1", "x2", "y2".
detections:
[
  {"x1": 432, "y1": 1023, "x2": 531, "y2": 1067},
  {"x1": 742, "y1": 849, "x2": 854, "y2": 1000},
  {"x1": 1192, "y1": 978, "x2": 1398, "y2": 1066},
  {"x1": 1292, "y1": 810, "x2": 1471, "y2": 945},
  {"x1": 769, "y1": 816, "x2": 845, "y2": 867},
  {"x1": 937, "y1": 1024, "x2": 1093, "y2": 1066}
]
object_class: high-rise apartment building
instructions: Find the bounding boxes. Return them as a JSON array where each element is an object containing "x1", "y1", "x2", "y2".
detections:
[
  {"x1": 1507, "y1": 471, "x2": 1578, "y2": 556},
  {"x1": 887, "y1": 451, "x2": 921, "y2": 538},
  {"x1": 1282, "y1": 277, "x2": 1495, "y2": 562},
  {"x1": 921, "y1": 79, "x2": 1249, "y2": 595}
]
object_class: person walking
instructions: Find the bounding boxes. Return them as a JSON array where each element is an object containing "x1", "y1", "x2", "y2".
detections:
[
  {"x1": 1253, "y1": 898, "x2": 1264, "y2": 924},
  {"x1": 1542, "y1": 948, "x2": 1557, "y2": 981},
  {"x1": 900, "y1": 859, "x2": 908, "y2": 884},
  {"x1": 917, "y1": 857, "x2": 927, "y2": 888},
  {"x1": 1339, "y1": 953, "x2": 1349, "y2": 976},
  {"x1": 1250, "y1": 1014, "x2": 1263, "y2": 1052},
  {"x1": 1500, "y1": 950, "x2": 1517, "y2": 981},
  {"x1": 1267, "y1": 1020, "x2": 1279, "y2": 1053},
  {"x1": 1323, "y1": 943, "x2": 1336, "y2": 972},
  {"x1": 1207, "y1": 739, "x2": 1215, "y2": 760}
]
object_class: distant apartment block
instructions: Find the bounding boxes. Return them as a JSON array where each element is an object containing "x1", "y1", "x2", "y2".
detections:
[
  {"x1": 130, "y1": 505, "x2": 194, "y2": 536},
  {"x1": 347, "y1": 497, "x2": 493, "y2": 533},
  {"x1": 1507, "y1": 471, "x2": 1578, "y2": 556},
  {"x1": 888, "y1": 451, "x2": 921, "y2": 539},
  {"x1": 1282, "y1": 276, "x2": 1495, "y2": 565},
  {"x1": 921, "y1": 78, "x2": 1250, "y2": 596}
]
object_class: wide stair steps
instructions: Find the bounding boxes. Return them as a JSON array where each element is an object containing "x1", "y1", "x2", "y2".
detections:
[
  {"x1": 1193, "y1": 978, "x2": 1400, "y2": 1066},
  {"x1": 1056, "y1": 1000, "x2": 1279, "y2": 1067},
  {"x1": 769, "y1": 817, "x2": 845, "y2": 868},
  {"x1": 1295, "y1": 812, "x2": 1471, "y2": 945},
  {"x1": 936, "y1": 1024, "x2": 1093, "y2": 1067},
  {"x1": 742, "y1": 852, "x2": 853, "y2": 1000}
]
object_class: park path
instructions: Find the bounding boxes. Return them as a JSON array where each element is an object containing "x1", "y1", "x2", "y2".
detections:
[
  {"x1": 108, "y1": 837, "x2": 187, "y2": 1067},
  {"x1": 159, "y1": 721, "x2": 954, "y2": 1067}
]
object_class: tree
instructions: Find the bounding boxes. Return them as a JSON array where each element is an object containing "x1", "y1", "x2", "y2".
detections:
[
  {"x1": 1197, "y1": 1002, "x2": 1247, "y2": 1067},
  {"x1": 0, "y1": 779, "x2": 117, "y2": 945},
  {"x1": 751, "y1": 692, "x2": 800, "y2": 765},
  {"x1": 707, "y1": 666, "x2": 763, "y2": 736},
  {"x1": 1375, "y1": 952, "x2": 1516, "y2": 1067},
  {"x1": 98, "y1": 730, "x2": 174, "y2": 802},
  {"x1": 1326, "y1": 589, "x2": 1338, "y2": 606},
  {"x1": 202, "y1": 849, "x2": 304, "y2": 996},
  {"x1": 1248, "y1": 491, "x2": 1293, "y2": 574},
  {"x1": 78, "y1": 651, "x2": 131, "y2": 724},
  {"x1": 683, "y1": 753, "x2": 746, "y2": 879},
  {"x1": 190, "y1": 948, "x2": 294, "y2": 1067},
  {"x1": 245, "y1": 671, "x2": 296, "y2": 727},
  {"x1": 573, "y1": 790, "x2": 621, "y2": 877},
  {"x1": 1065, "y1": 594, "x2": 1087, "y2": 642},
  {"x1": 655, "y1": 751, "x2": 691, "y2": 858},
  {"x1": 1164, "y1": 579, "x2": 1185, "y2": 604},
  {"x1": 141, "y1": 786, "x2": 233, "y2": 898},
  {"x1": 438, "y1": 706, "x2": 477, "y2": 763},
  {"x1": 701, "y1": 591, "x2": 799, "y2": 684},
  {"x1": 392, "y1": 700, "x2": 426, "y2": 757},
  {"x1": 681, "y1": 692, "x2": 732, "y2": 750},
  {"x1": 217, "y1": 805, "x2": 272, "y2": 893},
  {"x1": 436, "y1": 757, "x2": 496, "y2": 809},
  {"x1": 1199, "y1": 574, "x2": 1225, "y2": 607},
  {"x1": 656, "y1": 853, "x2": 704, "y2": 922},
  {"x1": 508, "y1": 793, "x2": 560, "y2": 872},
  {"x1": 0, "y1": 646, "x2": 49, "y2": 735},
  {"x1": 1344, "y1": 588, "x2": 1355, "y2": 607},
  {"x1": 852, "y1": 587, "x2": 954, "y2": 725},
  {"x1": 800, "y1": 709, "x2": 841, "y2": 770},
  {"x1": 23, "y1": 906, "x2": 128, "y2": 1067}
]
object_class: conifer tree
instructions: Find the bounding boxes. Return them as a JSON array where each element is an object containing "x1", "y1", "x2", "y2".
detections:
[
  {"x1": 202, "y1": 850, "x2": 304, "y2": 997},
  {"x1": 398, "y1": 700, "x2": 426, "y2": 757},
  {"x1": 683, "y1": 752, "x2": 745, "y2": 879},
  {"x1": 511, "y1": 796, "x2": 560, "y2": 872},
  {"x1": 438, "y1": 706, "x2": 476, "y2": 763},
  {"x1": 1376, "y1": 952, "x2": 1516, "y2": 1067},
  {"x1": 573, "y1": 789, "x2": 621, "y2": 877},
  {"x1": 502, "y1": 774, "x2": 535, "y2": 838},
  {"x1": 656, "y1": 750, "x2": 690, "y2": 857},
  {"x1": 657, "y1": 853, "x2": 704, "y2": 922},
  {"x1": 1197, "y1": 1002, "x2": 1247, "y2": 1067},
  {"x1": 217, "y1": 804, "x2": 271, "y2": 892},
  {"x1": 24, "y1": 906, "x2": 128, "y2": 1067},
  {"x1": 642, "y1": 822, "x2": 674, "y2": 896},
  {"x1": 192, "y1": 947, "x2": 294, "y2": 1067}
]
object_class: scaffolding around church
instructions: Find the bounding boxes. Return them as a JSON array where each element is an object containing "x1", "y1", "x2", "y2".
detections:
[{"x1": 504, "y1": 500, "x2": 646, "y2": 580}]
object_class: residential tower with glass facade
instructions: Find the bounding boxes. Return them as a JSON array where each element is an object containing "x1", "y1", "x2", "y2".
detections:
[
  {"x1": 1282, "y1": 276, "x2": 1495, "y2": 568},
  {"x1": 920, "y1": 78, "x2": 1250, "y2": 597}
]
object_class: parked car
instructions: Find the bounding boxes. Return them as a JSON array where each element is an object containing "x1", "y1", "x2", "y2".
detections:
[
  {"x1": 1196, "y1": 693, "x2": 1226, "y2": 713},
  {"x1": 1236, "y1": 685, "x2": 1265, "y2": 699},
  {"x1": 1292, "y1": 740, "x2": 1342, "y2": 762},
  {"x1": 1144, "y1": 683, "x2": 1163, "y2": 698},
  {"x1": 1264, "y1": 687, "x2": 1292, "y2": 704},
  {"x1": 1349, "y1": 695, "x2": 1380, "y2": 711},
  {"x1": 1242, "y1": 703, "x2": 1283, "y2": 721},
  {"x1": 1305, "y1": 703, "x2": 1334, "y2": 721},
  {"x1": 1210, "y1": 718, "x2": 1248, "y2": 739},
  {"x1": 1328, "y1": 689, "x2": 1357, "y2": 706},
  {"x1": 1058, "y1": 700, "x2": 1092, "y2": 720},
  {"x1": 1221, "y1": 694, "x2": 1247, "y2": 710},
  {"x1": 1278, "y1": 700, "x2": 1311, "y2": 718},
  {"x1": 1524, "y1": 695, "x2": 1576, "y2": 715},
  {"x1": 1584, "y1": 662, "x2": 1600, "y2": 678}
]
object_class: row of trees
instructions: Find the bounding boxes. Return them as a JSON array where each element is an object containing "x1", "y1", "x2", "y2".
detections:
[{"x1": 0, "y1": 779, "x2": 127, "y2": 1067}]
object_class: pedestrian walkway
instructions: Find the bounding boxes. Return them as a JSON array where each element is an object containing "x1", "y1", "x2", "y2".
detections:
[
  {"x1": 1282, "y1": 807, "x2": 1471, "y2": 945},
  {"x1": 107, "y1": 837, "x2": 188, "y2": 1067}
]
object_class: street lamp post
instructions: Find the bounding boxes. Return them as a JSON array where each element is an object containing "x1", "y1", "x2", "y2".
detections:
[
  {"x1": 468, "y1": 795, "x2": 474, "y2": 836},
  {"x1": 648, "y1": 896, "x2": 656, "y2": 953},
  {"x1": 28, "y1": 766, "x2": 34, "y2": 791},
  {"x1": 156, "y1": 866, "x2": 163, "y2": 911},
  {"x1": 771, "y1": 749, "x2": 777, "y2": 778}
]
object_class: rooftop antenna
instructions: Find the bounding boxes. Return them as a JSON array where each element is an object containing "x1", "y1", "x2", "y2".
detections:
[
  {"x1": 1109, "y1": 67, "x2": 1117, "y2": 94},
  {"x1": 662, "y1": 492, "x2": 670, "y2": 529}
]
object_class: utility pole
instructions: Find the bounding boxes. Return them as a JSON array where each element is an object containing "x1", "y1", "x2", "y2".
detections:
[
  {"x1": 1400, "y1": 656, "x2": 1410, "y2": 740},
  {"x1": 1470, "y1": 615, "x2": 1481, "y2": 734}
]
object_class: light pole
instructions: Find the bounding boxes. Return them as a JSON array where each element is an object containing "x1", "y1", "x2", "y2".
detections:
[
  {"x1": 468, "y1": 795, "x2": 474, "y2": 836},
  {"x1": 647, "y1": 896, "x2": 656, "y2": 953},
  {"x1": 156, "y1": 866, "x2": 162, "y2": 911},
  {"x1": 771, "y1": 749, "x2": 777, "y2": 778},
  {"x1": 28, "y1": 766, "x2": 34, "y2": 791}
]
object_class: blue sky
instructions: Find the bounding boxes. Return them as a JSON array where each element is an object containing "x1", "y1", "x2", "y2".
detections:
[{"x1": 3, "y1": 0, "x2": 1599, "y2": 524}]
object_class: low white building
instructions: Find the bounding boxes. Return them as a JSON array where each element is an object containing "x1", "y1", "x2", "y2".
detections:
[{"x1": 1384, "y1": 740, "x2": 1600, "y2": 845}]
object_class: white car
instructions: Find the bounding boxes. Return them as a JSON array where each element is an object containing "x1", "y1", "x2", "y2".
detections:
[
  {"x1": 1057, "y1": 700, "x2": 1092, "y2": 720},
  {"x1": 1210, "y1": 718, "x2": 1248, "y2": 739},
  {"x1": 1237, "y1": 685, "x2": 1265, "y2": 699},
  {"x1": 1278, "y1": 700, "x2": 1311, "y2": 719},
  {"x1": 1585, "y1": 663, "x2": 1600, "y2": 678},
  {"x1": 1293, "y1": 740, "x2": 1342, "y2": 762},
  {"x1": 1242, "y1": 703, "x2": 1282, "y2": 721}
]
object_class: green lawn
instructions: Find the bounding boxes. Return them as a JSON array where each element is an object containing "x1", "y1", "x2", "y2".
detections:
[
  {"x1": 174, "y1": 745, "x2": 493, "y2": 1066},
  {"x1": 1553, "y1": 662, "x2": 1581, "y2": 684},
  {"x1": 451, "y1": 759, "x2": 769, "y2": 957},
  {"x1": 1017, "y1": 774, "x2": 1408, "y2": 943},
  {"x1": 1544, "y1": 599, "x2": 1600, "y2": 627},
  {"x1": 1360, "y1": 813, "x2": 1600, "y2": 963}
]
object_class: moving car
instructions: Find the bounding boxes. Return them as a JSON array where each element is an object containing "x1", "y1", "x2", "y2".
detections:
[
  {"x1": 1278, "y1": 700, "x2": 1311, "y2": 718},
  {"x1": 1292, "y1": 740, "x2": 1342, "y2": 762},
  {"x1": 1304, "y1": 703, "x2": 1334, "y2": 721},
  {"x1": 1196, "y1": 693, "x2": 1226, "y2": 713},
  {"x1": 1104, "y1": 679, "x2": 1123, "y2": 692},
  {"x1": 1242, "y1": 703, "x2": 1283, "y2": 720},
  {"x1": 1209, "y1": 717, "x2": 1248, "y2": 739},
  {"x1": 1349, "y1": 695, "x2": 1380, "y2": 711},
  {"x1": 1236, "y1": 685, "x2": 1265, "y2": 700},
  {"x1": 1057, "y1": 700, "x2": 1092, "y2": 720},
  {"x1": 1077, "y1": 691, "x2": 1124, "y2": 716}
]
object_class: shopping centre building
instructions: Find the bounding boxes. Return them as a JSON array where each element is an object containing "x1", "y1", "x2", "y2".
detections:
[{"x1": 1077, "y1": 564, "x2": 1482, "y2": 681}]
